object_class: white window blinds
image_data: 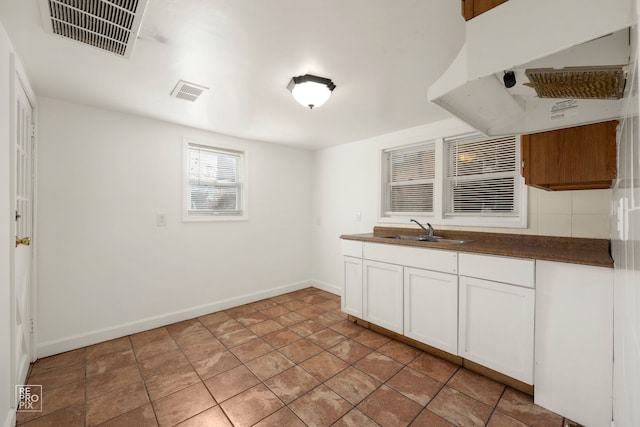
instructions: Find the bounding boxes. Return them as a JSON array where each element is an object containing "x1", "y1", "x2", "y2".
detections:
[
  {"x1": 384, "y1": 142, "x2": 435, "y2": 215},
  {"x1": 187, "y1": 143, "x2": 244, "y2": 216},
  {"x1": 443, "y1": 134, "x2": 519, "y2": 217}
]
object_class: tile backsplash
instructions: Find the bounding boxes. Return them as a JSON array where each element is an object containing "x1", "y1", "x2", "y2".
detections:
[
  {"x1": 535, "y1": 188, "x2": 610, "y2": 238},
  {"x1": 435, "y1": 188, "x2": 611, "y2": 239}
]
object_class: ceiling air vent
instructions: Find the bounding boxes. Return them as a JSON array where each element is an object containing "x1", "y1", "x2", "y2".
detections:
[
  {"x1": 38, "y1": 0, "x2": 150, "y2": 58},
  {"x1": 171, "y1": 80, "x2": 209, "y2": 102}
]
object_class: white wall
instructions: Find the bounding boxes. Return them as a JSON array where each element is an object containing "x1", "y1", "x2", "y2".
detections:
[
  {"x1": 310, "y1": 118, "x2": 612, "y2": 292},
  {"x1": 36, "y1": 97, "x2": 313, "y2": 357},
  {"x1": 0, "y1": 21, "x2": 14, "y2": 427}
]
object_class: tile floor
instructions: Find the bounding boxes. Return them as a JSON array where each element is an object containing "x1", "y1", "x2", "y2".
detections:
[{"x1": 17, "y1": 287, "x2": 577, "y2": 427}]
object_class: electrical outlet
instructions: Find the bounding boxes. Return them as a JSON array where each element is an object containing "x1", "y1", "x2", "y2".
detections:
[
  {"x1": 156, "y1": 213, "x2": 167, "y2": 227},
  {"x1": 356, "y1": 211, "x2": 361, "y2": 222}
]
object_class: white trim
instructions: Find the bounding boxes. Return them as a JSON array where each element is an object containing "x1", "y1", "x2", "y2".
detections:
[
  {"x1": 8, "y1": 52, "x2": 17, "y2": 420},
  {"x1": 309, "y1": 279, "x2": 341, "y2": 296},
  {"x1": 16, "y1": 63, "x2": 39, "y2": 367},
  {"x1": 182, "y1": 137, "x2": 249, "y2": 222},
  {"x1": 8, "y1": 52, "x2": 38, "y2": 418},
  {"x1": 3, "y1": 410, "x2": 15, "y2": 427},
  {"x1": 36, "y1": 280, "x2": 312, "y2": 358}
]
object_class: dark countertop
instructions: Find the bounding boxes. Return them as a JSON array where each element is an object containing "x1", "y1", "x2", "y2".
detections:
[{"x1": 340, "y1": 226, "x2": 613, "y2": 268}]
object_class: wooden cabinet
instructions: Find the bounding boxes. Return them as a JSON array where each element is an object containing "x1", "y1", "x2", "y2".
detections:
[
  {"x1": 534, "y1": 261, "x2": 613, "y2": 427},
  {"x1": 521, "y1": 120, "x2": 617, "y2": 190},
  {"x1": 363, "y1": 259, "x2": 404, "y2": 334},
  {"x1": 404, "y1": 267, "x2": 458, "y2": 354},
  {"x1": 458, "y1": 253, "x2": 535, "y2": 384},
  {"x1": 461, "y1": 0, "x2": 508, "y2": 20}
]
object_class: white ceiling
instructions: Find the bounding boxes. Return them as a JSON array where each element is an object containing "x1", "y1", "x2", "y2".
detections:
[{"x1": 0, "y1": 0, "x2": 465, "y2": 150}]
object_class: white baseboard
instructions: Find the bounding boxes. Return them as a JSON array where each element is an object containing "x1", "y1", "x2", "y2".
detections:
[
  {"x1": 36, "y1": 280, "x2": 313, "y2": 358},
  {"x1": 309, "y1": 279, "x2": 341, "y2": 296},
  {"x1": 3, "y1": 409, "x2": 15, "y2": 427}
]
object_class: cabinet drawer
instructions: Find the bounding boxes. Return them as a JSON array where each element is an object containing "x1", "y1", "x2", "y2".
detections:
[
  {"x1": 459, "y1": 253, "x2": 534, "y2": 288},
  {"x1": 363, "y1": 243, "x2": 457, "y2": 274},
  {"x1": 341, "y1": 240, "x2": 362, "y2": 258}
]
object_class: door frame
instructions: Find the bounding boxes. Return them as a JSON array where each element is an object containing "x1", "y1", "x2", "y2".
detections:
[{"x1": 8, "y1": 52, "x2": 38, "y2": 404}]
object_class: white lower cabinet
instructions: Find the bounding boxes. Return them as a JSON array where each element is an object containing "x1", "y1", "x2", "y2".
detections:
[
  {"x1": 342, "y1": 239, "x2": 616, "y2": 422},
  {"x1": 342, "y1": 256, "x2": 363, "y2": 317},
  {"x1": 341, "y1": 240, "x2": 363, "y2": 317},
  {"x1": 458, "y1": 276, "x2": 535, "y2": 384},
  {"x1": 363, "y1": 259, "x2": 404, "y2": 334},
  {"x1": 404, "y1": 267, "x2": 458, "y2": 354},
  {"x1": 534, "y1": 261, "x2": 613, "y2": 427}
]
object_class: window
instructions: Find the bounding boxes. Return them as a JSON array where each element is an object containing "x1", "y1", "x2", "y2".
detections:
[
  {"x1": 382, "y1": 142, "x2": 435, "y2": 216},
  {"x1": 183, "y1": 139, "x2": 247, "y2": 221},
  {"x1": 380, "y1": 133, "x2": 526, "y2": 228},
  {"x1": 444, "y1": 134, "x2": 520, "y2": 217}
]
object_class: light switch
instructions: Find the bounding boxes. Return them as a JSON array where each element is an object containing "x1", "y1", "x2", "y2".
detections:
[
  {"x1": 157, "y1": 213, "x2": 167, "y2": 227},
  {"x1": 356, "y1": 211, "x2": 361, "y2": 222}
]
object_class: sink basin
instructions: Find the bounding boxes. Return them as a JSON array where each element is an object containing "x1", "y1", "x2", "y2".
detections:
[{"x1": 379, "y1": 235, "x2": 473, "y2": 244}]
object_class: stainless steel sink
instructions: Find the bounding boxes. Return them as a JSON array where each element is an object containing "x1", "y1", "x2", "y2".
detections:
[{"x1": 379, "y1": 235, "x2": 473, "y2": 244}]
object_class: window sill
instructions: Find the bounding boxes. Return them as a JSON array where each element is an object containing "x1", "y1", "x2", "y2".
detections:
[
  {"x1": 378, "y1": 215, "x2": 527, "y2": 229},
  {"x1": 182, "y1": 214, "x2": 249, "y2": 223}
]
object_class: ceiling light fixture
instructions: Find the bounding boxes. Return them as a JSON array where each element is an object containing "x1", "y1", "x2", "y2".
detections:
[{"x1": 287, "y1": 74, "x2": 336, "y2": 109}]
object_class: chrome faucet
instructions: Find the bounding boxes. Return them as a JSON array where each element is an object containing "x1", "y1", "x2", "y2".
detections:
[{"x1": 410, "y1": 219, "x2": 434, "y2": 238}]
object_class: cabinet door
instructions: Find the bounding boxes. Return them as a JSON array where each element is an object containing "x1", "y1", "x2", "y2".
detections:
[
  {"x1": 534, "y1": 261, "x2": 613, "y2": 427},
  {"x1": 404, "y1": 267, "x2": 458, "y2": 354},
  {"x1": 459, "y1": 276, "x2": 534, "y2": 384},
  {"x1": 342, "y1": 256, "x2": 363, "y2": 317},
  {"x1": 521, "y1": 120, "x2": 617, "y2": 190},
  {"x1": 363, "y1": 260, "x2": 403, "y2": 334}
]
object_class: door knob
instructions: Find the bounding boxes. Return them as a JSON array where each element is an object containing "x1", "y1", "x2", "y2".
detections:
[{"x1": 15, "y1": 237, "x2": 31, "y2": 247}]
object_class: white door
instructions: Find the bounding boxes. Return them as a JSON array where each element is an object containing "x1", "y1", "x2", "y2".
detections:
[{"x1": 12, "y1": 77, "x2": 34, "y2": 396}]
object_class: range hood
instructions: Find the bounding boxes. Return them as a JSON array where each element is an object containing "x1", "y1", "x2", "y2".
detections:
[{"x1": 428, "y1": 0, "x2": 636, "y2": 136}]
